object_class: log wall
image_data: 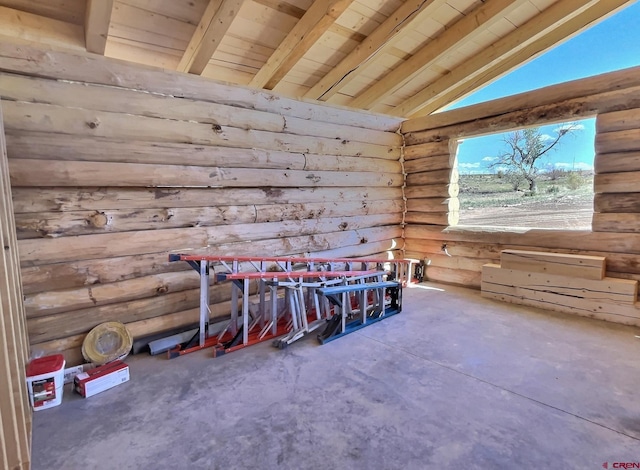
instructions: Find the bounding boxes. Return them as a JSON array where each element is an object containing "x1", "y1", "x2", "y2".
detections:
[
  {"x1": 0, "y1": 42, "x2": 404, "y2": 365},
  {"x1": 401, "y1": 66, "x2": 640, "y2": 321}
]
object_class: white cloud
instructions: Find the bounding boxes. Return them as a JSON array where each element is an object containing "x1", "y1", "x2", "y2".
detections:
[
  {"x1": 540, "y1": 134, "x2": 554, "y2": 142},
  {"x1": 554, "y1": 162, "x2": 594, "y2": 171},
  {"x1": 554, "y1": 123, "x2": 585, "y2": 133},
  {"x1": 459, "y1": 162, "x2": 481, "y2": 168},
  {"x1": 482, "y1": 156, "x2": 497, "y2": 162}
]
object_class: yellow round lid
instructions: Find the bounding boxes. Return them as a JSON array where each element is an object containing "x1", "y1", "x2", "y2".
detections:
[{"x1": 82, "y1": 321, "x2": 132, "y2": 365}]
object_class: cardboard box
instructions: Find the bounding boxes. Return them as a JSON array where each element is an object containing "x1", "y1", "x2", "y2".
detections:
[
  {"x1": 63, "y1": 364, "x2": 92, "y2": 384},
  {"x1": 74, "y1": 361, "x2": 129, "y2": 398}
]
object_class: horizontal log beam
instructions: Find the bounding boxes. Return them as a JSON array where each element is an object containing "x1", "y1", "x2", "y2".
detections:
[
  {"x1": 406, "y1": 85, "x2": 640, "y2": 145},
  {"x1": 2, "y1": 101, "x2": 399, "y2": 160},
  {"x1": 404, "y1": 155, "x2": 455, "y2": 174},
  {"x1": 404, "y1": 183, "x2": 459, "y2": 199},
  {"x1": 404, "y1": 238, "x2": 640, "y2": 277},
  {"x1": 25, "y1": 271, "x2": 209, "y2": 318},
  {"x1": 404, "y1": 211, "x2": 458, "y2": 226},
  {"x1": 15, "y1": 199, "x2": 403, "y2": 239},
  {"x1": 405, "y1": 197, "x2": 459, "y2": 214},
  {"x1": 592, "y1": 213, "x2": 640, "y2": 233},
  {"x1": 21, "y1": 252, "x2": 188, "y2": 295},
  {"x1": 403, "y1": 62, "x2": 640, "y2": 135},
  {"x1": 423, "y1": 265, "x2": 480, "y2": 288},
  {"x1": 404, "y1": 140, "x2": 453, "y2": 160},
  {"x1": 594, "y1": 151, "x2": 640, "y2": 174},
  {"x1": 9, "y1": 159, "x2": 402, "y2": 188},
  {"x1": 406, "y1": 168, "x2": 458, "y2": 186},
  {"x1": 19, "y1": 221, "x2": 402, "y2": 266},
  {"x1": 594, "y1": 192, "x2": 640, "y2": 213},
  {"x1": 5, "y1": 132, "x2": 401, "y2": 173},
  {"x1": 0, "y1": 73, "x2": 400, "y2": 147},
  {"x1": 482, "y1": 264, "x2": 637, "y2": 304},
  {"x1": 594, "y1": 171, "x2": 640, "y2": 194},
  {"x1": 12, "y1": 186, "x2": 401, "y2": 213},
  {"x1": 595, "y1": 129, "x2": 640, "y2": 155},
  {"x1": 596, "y1": 108, "x2": 640, "y2": 133},
  {"x1": 28, "y1": 284, "x2": 243, "y2": 344},
  {"x1": 482, "y1": 265, "x2": 640, "y2": 325},
  {"x1": 405, "y1": 225, "x2": 640, "y2": 255},
  {"x1": 0, "y1": 40, "x2": 402, "y2": 132}
]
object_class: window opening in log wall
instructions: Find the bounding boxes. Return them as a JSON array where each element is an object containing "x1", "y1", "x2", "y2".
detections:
[{"x1": 455, "y1": 118, "x2": 595, "y2": 230}]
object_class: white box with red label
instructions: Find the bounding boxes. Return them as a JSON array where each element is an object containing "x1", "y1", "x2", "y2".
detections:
[{"x1": 74, "y1": 360, "x2": 129, "y2": 398}]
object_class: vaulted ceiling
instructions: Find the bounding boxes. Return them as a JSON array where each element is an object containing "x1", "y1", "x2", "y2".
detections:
[{"x1": 0, "y1": 0, "x2": 634, "y2": 117}]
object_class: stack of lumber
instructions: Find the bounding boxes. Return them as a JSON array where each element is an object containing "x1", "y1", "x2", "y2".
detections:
[
  {"x1": 0, "y1": 41, "x2": 404, "y2": 365},
  {"x1": 0, "y1": 101, "x2": 31, "y2": 470},
  {"x1": 482, "y1": 250, "x2": 640, "y2": 327}
]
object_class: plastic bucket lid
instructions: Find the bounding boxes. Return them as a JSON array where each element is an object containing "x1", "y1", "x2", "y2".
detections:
[
  {"x1": 82, "y1": 322, "x2": 133, "y2": 365},
  {"x1": 26, "y1": 354, "x2": 65, "y2": 377}
]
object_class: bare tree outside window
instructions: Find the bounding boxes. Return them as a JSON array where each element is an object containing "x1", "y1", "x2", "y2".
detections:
[{"x1": 488, "y1": 124, "x2": 581, "y2": 194}]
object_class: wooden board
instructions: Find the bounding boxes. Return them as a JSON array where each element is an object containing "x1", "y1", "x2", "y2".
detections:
[
  {"x1": 482, "y1": 274, "x2": 640, "y2": 327},
  {"x1": 0, "y1": 101, "x2": 31, "y2": 470},
  {"x1": 500, "y1": 249, "x2": 605, "y2": 280},
  {"x1": 481, "y1": 264, "x2": 637, "y2": 305}
]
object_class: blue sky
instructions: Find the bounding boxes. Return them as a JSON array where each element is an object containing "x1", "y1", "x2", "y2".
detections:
[{"x1": 452, "y1": 1, "x2": 640, "y2": 174}]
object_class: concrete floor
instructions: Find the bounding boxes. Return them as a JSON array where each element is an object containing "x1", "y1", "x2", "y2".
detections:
[{"x1": 32, "y1": 283, "x2": 640, "y2": 469}]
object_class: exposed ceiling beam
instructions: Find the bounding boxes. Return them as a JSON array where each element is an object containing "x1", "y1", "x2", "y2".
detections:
[
  {"x1": 84, "y1": 0, "x2": 114, "y2": 54},
  {"x1": 392, "y1": 0, "x2": 618, "y2": 117},
  {"x1": 405, "y1": 0, "x2": 635, "y2": 118},
  {"x1": 249, "y1": 0, "x2": 355, "y2": 90},
  {"x1": 303, "y1": 0, "x2": 448, "y2": 101},
  {"x1": 178, "y1": 0, "x2": 244, "y2": 75},
  {"x1": 348, "y1": 0, "x2": 527, "y2": 110}
]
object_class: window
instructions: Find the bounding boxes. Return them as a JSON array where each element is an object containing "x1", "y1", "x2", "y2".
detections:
[{"x1": 456, "y1": 119, "x2": 594, "y2": 230}]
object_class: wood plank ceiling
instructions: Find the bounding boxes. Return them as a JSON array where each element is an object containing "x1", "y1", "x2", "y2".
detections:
[{"x1": 0, "y1": 0, "x2": 634, "y2": 117}]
